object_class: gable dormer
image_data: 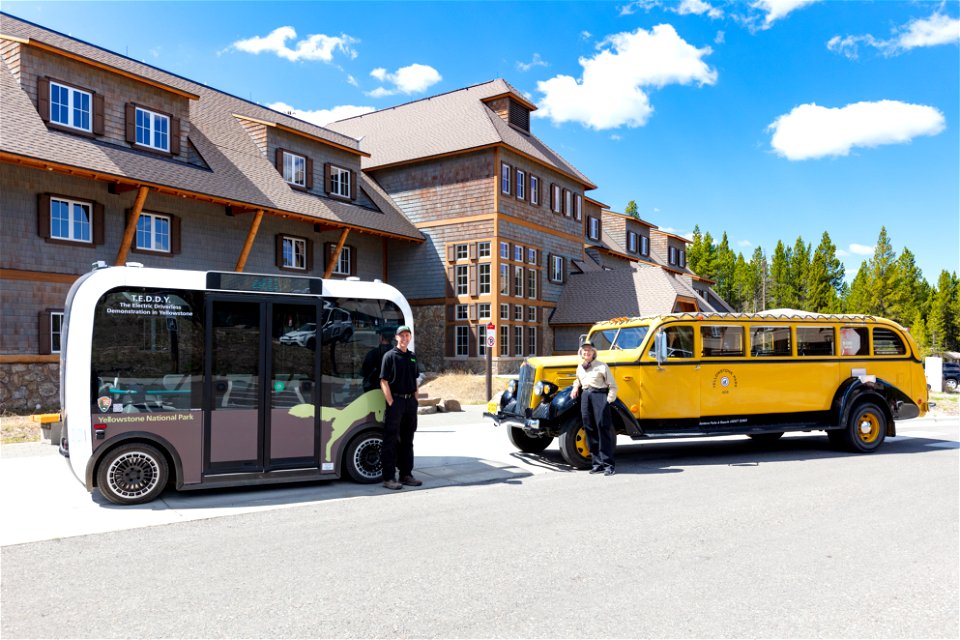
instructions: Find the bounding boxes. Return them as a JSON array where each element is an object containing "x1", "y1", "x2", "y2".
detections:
[{"x1": 482, "y1": 91, "x2": 536, "y2": 133}]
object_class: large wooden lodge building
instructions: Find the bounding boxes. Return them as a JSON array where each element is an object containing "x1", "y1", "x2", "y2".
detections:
[{"x1": 0, "y1": 13, "x2": 728, "y2": 411}]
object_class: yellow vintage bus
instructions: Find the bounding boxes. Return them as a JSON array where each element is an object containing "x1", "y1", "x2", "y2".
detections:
[{"x1": 486, "y1": 311, "x2": 930, "y2": 468}]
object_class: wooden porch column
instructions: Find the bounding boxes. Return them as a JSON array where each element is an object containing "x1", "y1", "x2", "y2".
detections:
[
  {"x1": 234, "y1": 209, "x2": 264, "y2": 272},
  {"x1": 324, "y1": 228, "x2": 350, "y2": 278},
  {"x1": 115, "y1": 186, "x2": 150, "y2": 265}
]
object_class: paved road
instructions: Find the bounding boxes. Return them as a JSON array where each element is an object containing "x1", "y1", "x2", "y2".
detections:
[{"x1": 2, "y1": 409, "x2": 957, "y2": 638}]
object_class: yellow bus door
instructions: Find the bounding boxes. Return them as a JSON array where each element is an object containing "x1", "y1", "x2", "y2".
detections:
[{"x1": 639, "y1": 325, "x2": 700, "y2": 429}]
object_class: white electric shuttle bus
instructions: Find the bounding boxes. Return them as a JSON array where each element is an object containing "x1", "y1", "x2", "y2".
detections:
[{"x1": 59, "y1": 264, "x2": 414, "y2": 505}]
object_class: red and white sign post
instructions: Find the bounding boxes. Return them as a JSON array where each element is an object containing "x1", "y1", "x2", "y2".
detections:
[{"x1": 486, "y1": 323, "x2": 495, "y2": 401}]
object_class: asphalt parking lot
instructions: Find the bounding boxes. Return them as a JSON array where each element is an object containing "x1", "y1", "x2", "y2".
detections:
[{"x1": 2, "y1": 406, "x2": 957, "y2": 547}]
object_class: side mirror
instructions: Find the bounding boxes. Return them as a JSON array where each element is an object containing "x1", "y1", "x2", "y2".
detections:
[{"x1": 654, "y1": 331, "x2": 667, "y2": 366}]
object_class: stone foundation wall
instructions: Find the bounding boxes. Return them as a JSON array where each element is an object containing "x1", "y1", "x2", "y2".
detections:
[
  {"x1": 410, "y1": 304, "x2": 446, "y2": 372},
  {"x1": 0, "y1": 363, "x2": 60, "y2": 413}
]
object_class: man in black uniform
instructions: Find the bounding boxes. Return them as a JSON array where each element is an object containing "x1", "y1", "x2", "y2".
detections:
[{"x1": 379, "y1": 325, "x2": 422, "y2": 490}]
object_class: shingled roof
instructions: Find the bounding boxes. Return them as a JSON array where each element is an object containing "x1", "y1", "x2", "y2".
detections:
[
  {"x1": 550, "y1": 262, "x2": 721, "y2": 324},
  {"x1": 327, "y1": 79, "x2": 596, "y2": 189},
  {"x1": 0, "y1": 13, "x2": 422, "y2": 241}
]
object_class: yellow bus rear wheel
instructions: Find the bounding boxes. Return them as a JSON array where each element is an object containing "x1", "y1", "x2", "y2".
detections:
[{"x1": 838, "y1": 402, "x2": 887, "y2": 453}]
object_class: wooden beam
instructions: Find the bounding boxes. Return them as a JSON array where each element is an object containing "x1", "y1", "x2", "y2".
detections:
[
  {"x1": 226, "y1": 206, "x2": 259, "y2": 217},
  {"x1": 324, "y1": 228, "x2": 350, "y2": 278},
  {"x1": 0, "y1": 355, "x2": 60, "y2": 364},
  {"x1": 115, "y1": 186, "x2": 150, "y2": 265},
  {"x1": 235, "y1": 209, "x2": 264, "y2": 272},
  {"x1": 0, "y1": 268, "x2": 79, "y2": 284},
  {"x1": 109, "y1": 182, "x2": 139, "y2": 194}
]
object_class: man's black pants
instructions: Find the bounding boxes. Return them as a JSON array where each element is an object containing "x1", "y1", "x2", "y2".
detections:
[
  {"x1": 581, "y1": 389, "x2": 615, "y2": 471},
  {"x1": 382, "y1": 395, "x2": 418, "y2": 481}
]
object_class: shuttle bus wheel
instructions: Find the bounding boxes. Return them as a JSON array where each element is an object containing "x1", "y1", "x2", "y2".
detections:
[{"x1": 96, "y1": 443, "x2": 168, "y2": 505}]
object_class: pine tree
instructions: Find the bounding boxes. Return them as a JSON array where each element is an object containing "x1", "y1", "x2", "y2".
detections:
[
  {"x1": 789, "y1": 236, "x2": 811, "y2": 309},
  {"x1": 624, "y1": 200, "x2": 639, "y2": 218},
  {"x1": 889, "y1": 248, "x2": 926, "y2": 326},
  {"x1": 928, "y1": 271, "x2": 960, "y2": 352},
  {"x1": 769, "y1": 240, "x2": 794, "y2": 309},
  {"x1": 846, "y1": 262, "x2": 871, "y2": 314},
  {"x1": 714, "y1": 232, "x2": 738, "y2": 306},
  {"x1": 865, "y1": 227, "x2": 897, "y2": 317},
  {"x1": 748, "y1": 247, "x2": 768, "y2": 312},
  {"x1": 806, "y1": 232, "x2": 844, "y2": 313},
  {"x1": 687, "y1": 226, "x2": 706, "y2": 275},
  {"x1": 731, "y1": 253, "x2": 751, "y2": 312},
  {"x1": 700, "y1": 231, "x2": 718, "y2": 280},
  {"x1": 909, "y1": 310, "x2": 931, "y2": 358}
]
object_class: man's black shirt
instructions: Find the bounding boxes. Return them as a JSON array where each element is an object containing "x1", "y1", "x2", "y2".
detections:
[{"x1": 380, "y1": 347, "x2": 419, "y2": 394}]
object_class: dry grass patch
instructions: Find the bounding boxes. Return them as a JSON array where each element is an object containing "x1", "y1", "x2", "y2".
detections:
[
  {"x1": 420, "y1": 372, "x2": 508, "y2": 405},
  {"x1": 1, "y1": 414, "x2": 40, "y2": 445},
  {"x1": 930, "y1": 392, "x2": 958, "y2": 417}
]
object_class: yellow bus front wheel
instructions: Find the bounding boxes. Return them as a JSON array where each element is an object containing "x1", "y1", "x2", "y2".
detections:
[{"x1": 558, "y1": 422, "x2": 591, "y2": 469}]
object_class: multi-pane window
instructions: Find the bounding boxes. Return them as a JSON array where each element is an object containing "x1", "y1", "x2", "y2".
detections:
[
  {"x1": 50, "y1": 197, "x2": 92, "y2": 243},
  {"x1": 564, "y1": 190, "x2": 572, "y2": 217},
  {"x1": 500, "y1": 303, "x2": 509, "y2": 320},
  {"x1": 530, "y1": 175, "x2": 540, "y2": 205},
  {"x1": 455, "y1": 243, "x2": 468, "y2": 260},
  {"x1": 500, "y1": 325, "x2": 509, "y2": 356},
  {"x1": 332, "y1": 246, "x2": 351, "y2": 275},
  {"x1": 588, "y1": 217, "x2": 600, "y2": 240},
  {"x1": 516, "y1": 169, "x2": 526, "y2": 200},
  {"x1": 640, "y1": 235, "x2": 650, "y2": 256},
  {"x1": 479, "y1": 325, "x2": 487, "y2": 356},
  {"x1": 456, "y1": 304, "x2": 468, "y2": 320},
  {"x1": 501, "y1": 163, "x2": 512, "y2": 194},
  {"x1": 627, "y1": 231, "x2": 638, "y2": 253},
  {"x1": 514, "y1": 326, "x2": 523, "y2": 356},
  {"x1": 479, "y1": 264, "x2": 491, "y2": 295},
  {"x1": 136, "y1": 212, "x2": 171, "y2": 253},
  {"x1": 514, "y1": 266, "x2": 524, "y2": 297},
  {"x1": 500, "y1": 241, "x2": 510, "y2": 259},
  {"x1": 50, "y1": 311, "x2": 64, "y2": 354},
  {"x1": 527, "y1": 269, "x2": 537, "y2": 299},
  {"x1": 701, "y1": 326, "x2": 745, "y2": 358},
  {"x1": 456, "y1": 325, "x2": 469, "y2": 357},
  {"x1": 527, "y1": 306, "x2": 537, "y2": 322},
  {"x1": 455, "y1": 265, "x2": 469, "y2": 295},
  {"x1": 282, "y1": 235, "x2": 307, "y2": 270},
  {"x1": 750, "y1": 326, "x2": 792, "y2": 357},
  {"x1": 797, "y1": 326, "x2": 835, "y2": 356},
  {"x1": 679, "y1": 250, "x2": 687, "y2": 268},
  {"x1": 527, "y1": 248, "x2": 537, "y2": 265},
  {"x1": 479, "y1": 303, "x2": 491, "y2": 319},
  {"x1": 527, "y1": 327, "x2": 537, "y2": 356},
  {"x1": 574, "y1": 194, "x2": 582, "y2": 221},
  {"x1": 330, "y1": 165, "x2": 350, "y2": 197},
  {"x1": 551, "y1": 255, "x2": 565, "y2": 283},
  {"x1": 283, "y1": 151, "x2": 307, "y2": 187},
  {"x1": 49, "y1": 81, "x2": 91, "y2": 132},
  {"x1": 873, "y1": 328, "x2": 907, "y2": 356},
  {"x1": 551, "y1": 185, "x2": 561, "y2": 213},
  {"x1": 514, "y1": 304, "x2": 523, "y2": 321},
  {"x1": 478, "y1": 242, "x2": 491, "y2": 258},
  {"x1": 135, "y1": 106, "x2": 170, "y2": 152},
  {"x1": 514, "y1": 244, "x2": 523, "y2": 262},
  {"x1": 500, "y1": 265, "x2": 510, "y2": 295}
]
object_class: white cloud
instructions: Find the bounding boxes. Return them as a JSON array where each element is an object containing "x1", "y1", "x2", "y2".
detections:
[
  {"x1": 517, "y1": 53, "x2": 548, "y2": 72},
  {"x1": 848, "y1": 243, "x2": 874, "y2": 256},
  {"x1": 346, "y1": 75, "x2": 358, "y2": 87},
  {"x1": 535, "y1": 24, "x2": 717, "y2": 130},
  {"x1": 366, "y1": 63, "x2": 441, "y2": 97},
  {"x1": 677, "y1": 0, "x2": 723, "y2": 19},
  {"x1": 268, "y1": 101, "x2": 375, "y2": 127},
  {"x1": 737, "y1": 239, "x2": 753, "y2": 248},
  {"x1": 751, "y1": 0, "x2": 821, "y2": 27},
  {"x1": 581, "y1": 31, "x2": 592, "y2": 41},
  {"x1": 619, "y1": 0, "x2": 721, "y2": 19},
  {"x1": 828, "y1": 12, "x2": 960, "y2": 59},
  {"x1": 231, "y1": 26, "x2": 358, "y2": 62},
  {"x1": 714, "y1": 30, "x2": 726, "y2": 45},
  {"x1": 610, "y1": 133, "x2": 622, "y2": 141},
  {"x1": 768, "y1": 100, "x2": 945, "y2": 161}
]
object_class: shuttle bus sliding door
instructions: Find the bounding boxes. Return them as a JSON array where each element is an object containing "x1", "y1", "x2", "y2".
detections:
[{"x1": 204, "y1": 296, "x2": 320, "y2": 474}]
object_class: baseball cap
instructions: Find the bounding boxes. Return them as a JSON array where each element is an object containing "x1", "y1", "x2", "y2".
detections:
[{"x1": 396, "y1": 325, "x2": 412, "y2": 335}]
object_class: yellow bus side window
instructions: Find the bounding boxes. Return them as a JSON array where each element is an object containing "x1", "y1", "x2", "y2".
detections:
[
  {"x1": 873, "y1": 328, "x2": 906, "y2": 356},
  {"x1": 840, "y1": 327, "x2": 869, "y2": 356},
  {"x1": 701, "y1": 326, "x2": 744, "y2": 357},
  {"x1": 750, "y1": 326, "x2": 791, "y2": 357},
  {"x1": 797, "y1": 326, "x2": 835, "y2": 356}
]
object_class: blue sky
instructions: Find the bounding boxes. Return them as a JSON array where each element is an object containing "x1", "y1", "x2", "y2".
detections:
[{"x1": 7, "y1": 0, "x2": 959, "y2": 283}]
